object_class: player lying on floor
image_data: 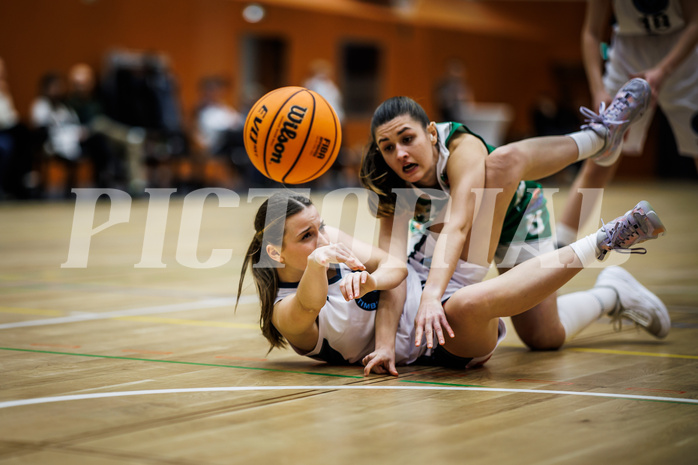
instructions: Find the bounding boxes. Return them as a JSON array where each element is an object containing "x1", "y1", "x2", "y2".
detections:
[{"x1": 236, "y1": 191, "x2": 668, "y2": 376}]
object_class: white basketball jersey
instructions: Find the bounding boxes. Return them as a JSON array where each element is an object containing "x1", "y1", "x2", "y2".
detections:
[
  {"x1": 613, "y1": 0, "x2": 685, "y2": 35},
  {"x1": 274, "y1": 263, "x2": 427, "y2": 365}
]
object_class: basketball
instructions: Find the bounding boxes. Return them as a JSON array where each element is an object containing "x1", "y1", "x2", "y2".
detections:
[{"x1": 243, "y1": 86, "x2": 342, "y2": 184}]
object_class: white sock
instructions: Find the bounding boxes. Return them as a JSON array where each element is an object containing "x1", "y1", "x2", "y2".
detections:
[
  {"x1": 556, "y1": 223, "x2": 578, "y2": 247},
  {"x1": 567, "y1": 129, "x2": 606, "y2": 160},
  {"x1": 569, "y1": 233, "x2": 601, "y2": 268},
  {"x1": 558, "y1": 287, "x2": 618, "y2": 340},
  {"x1": 591, "y1": 287, "x2": 620, "y2": 315}
]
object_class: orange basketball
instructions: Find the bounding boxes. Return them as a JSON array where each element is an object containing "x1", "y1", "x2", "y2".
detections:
[{"x1": 243, "y1": 86, "x2": 342, "y2": 184}]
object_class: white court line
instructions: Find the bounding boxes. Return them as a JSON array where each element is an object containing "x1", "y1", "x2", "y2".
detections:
[
  {"x1": 0, "y1": 295, "x2": 258, "y2": 330},
  {"x1": 1, "y1": 385, "x2": 696, "y2": 409}
]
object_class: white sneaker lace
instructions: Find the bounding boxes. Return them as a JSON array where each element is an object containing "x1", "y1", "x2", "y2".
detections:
[
  {"x1": 580, "y1": 101, "x2": 627, "y2": 130},
  {"x1": 597, "y1": 285, "x2": 650, "y2": 334},
  {"x1": 609, "y1": 304, "x2": 652, "y2": 333}
]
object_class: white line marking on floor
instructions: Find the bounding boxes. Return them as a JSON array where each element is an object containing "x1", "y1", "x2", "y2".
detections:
[
  {"x1": 1, "y1": 385, "x2": 696, "y2": 409},
  {"x1": 0, "y1": 295, "x2": 258, "y2": 330}
]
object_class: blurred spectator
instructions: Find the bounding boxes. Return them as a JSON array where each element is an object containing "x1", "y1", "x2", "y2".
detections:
[
  {"x1": 30, "y1": 71, "x2": 83, "y2": 198},
  {"x1": 100, "y1": 50, "x2": 188, "y2": 193},
  {"x1": 194, "y1": 76, "x2": 243, "y2": 156},
  {"x1": 0, "y1": 59, "x2": 19, "y2": 183},
  {"x1": 66, "y1": 63, "x2": 119, "y2": 189},
  {"x1": 303, "y1": 59, "x2": 350, "y2": 188},
  {"x1": 191, "y1": 75, "x2": 246, "y2": 189},
  {"x1": 304, "y1": 59, "x2": 344, "y2": 124},
  {"x1": 240, "y1": 81, "x2": 266, "y2": 116},
  {"x1": 67, "y1": 64, "x2": 103, "y2": 128},
  {"x1": 0, "y1": 57, "x2": 31, "y2": 199},
  {"x1": 433, "y1": 58, "x2": 474, "y2": 123}
]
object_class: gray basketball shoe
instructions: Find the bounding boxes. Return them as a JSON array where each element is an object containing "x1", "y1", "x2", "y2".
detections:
[
  {"x1": 595, "y1": 266, "x2": 670, "y2": 339},
  {"x1": 580, "y1": 78, "x2": 652, "y2": 167},
  {"x1": 597, "y1": 200, "x2": 666, "y2": 260}
]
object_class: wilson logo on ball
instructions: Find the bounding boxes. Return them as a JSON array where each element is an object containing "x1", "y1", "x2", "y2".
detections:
[
  {"x1": 243, "y1": 86, "x2": 341, "y2": 184},
  {"x1": 270, "y1": 105, "x2": 306, "y2": 164}
]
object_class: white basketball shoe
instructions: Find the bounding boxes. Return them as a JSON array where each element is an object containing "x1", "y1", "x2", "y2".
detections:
[{"x1": 595, "y1": 266, "x2": 670, "y2": 339}]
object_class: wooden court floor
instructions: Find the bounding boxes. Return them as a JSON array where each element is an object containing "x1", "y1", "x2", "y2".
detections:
[{"x1": 1, "y1": 181, "x2": 697, "y2": 465}]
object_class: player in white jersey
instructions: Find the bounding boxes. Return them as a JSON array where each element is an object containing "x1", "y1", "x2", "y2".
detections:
[
  {"x1": 557, "y1": 0, "x2": 698, "y2": 247},
  {"x1": 236, "y1": 191, "x2": 668, "y2": 376}
]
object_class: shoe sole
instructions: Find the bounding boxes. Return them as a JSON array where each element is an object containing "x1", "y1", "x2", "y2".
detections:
[{"x1": 599, "y1": 266, "x2": 670, "y2": 339}]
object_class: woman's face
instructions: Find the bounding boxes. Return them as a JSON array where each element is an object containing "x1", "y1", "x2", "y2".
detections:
[
  {"x1": 374, "y1": 114, "x2": 438, "y2": 187},
  {"x1": 278, "y1": 205, "x2": 330, "y2": 274}
]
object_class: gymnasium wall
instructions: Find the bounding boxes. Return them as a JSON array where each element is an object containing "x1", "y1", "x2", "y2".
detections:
[{"x1": 0, "y1": 0, "x2": 587, "y2": 150}]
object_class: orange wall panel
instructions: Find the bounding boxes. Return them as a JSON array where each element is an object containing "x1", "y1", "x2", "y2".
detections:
[{"x1": 0, "y1": 0, "x2": 586, "y2": 150}]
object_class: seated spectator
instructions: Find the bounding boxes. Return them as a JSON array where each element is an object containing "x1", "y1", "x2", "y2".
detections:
[
  {"x1": 0, "y1": 57, "x2": 31, "y2": 199},
  {"x1": 30, "y1": 71, "x2": 83, "y2": 198},
  {"x1": 99, "y1": 50, "x2": 188, "y2": 193},
  {"x1": 303, "y1": 59, "x2": 344, "y2": 124},
  {"x1": 66, "y1": 63, "x2": 120, "y2": 188},
  {"x1": 191, "y1": 75, "x2": 246, "y2": 189},
  {"x1": 303, "y1": 59, "x2": 348, "y2": 189},
  {"x1": 195, "y1": 76, "x2": 243, "y2": 155},
  {"x1": 433, "y1": 58, "x2": 474, "y2": 123}
]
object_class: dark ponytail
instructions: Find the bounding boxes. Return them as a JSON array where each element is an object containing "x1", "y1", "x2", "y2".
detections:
[{"x1": 236, "y1": 192, "x2": 313, "y2": 351}]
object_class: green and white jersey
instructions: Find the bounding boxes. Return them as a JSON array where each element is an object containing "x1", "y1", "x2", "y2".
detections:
[
  {"x1": 407, "y1": 122, "x2": 553, "y2": 273},
  {"x1": 408, "y1": 121, "x2": 531, "y2": 239},
  {"x1": 407, "y1": 122, "x2": 495, "y2": 237}
]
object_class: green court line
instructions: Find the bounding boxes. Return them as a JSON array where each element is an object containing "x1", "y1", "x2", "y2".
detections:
[
  {"x1": 2, "y1": 348, "x2": 696, "y2": 404},
  {"x1": 0, "y1": 347, "x2": 363, "y2": 379},
  {"x1": 399, "y1": 379, "x2": 486, "y2": 388},
  {"x1": 0, "y1": 347, "x2": 488, "y2": 387}
]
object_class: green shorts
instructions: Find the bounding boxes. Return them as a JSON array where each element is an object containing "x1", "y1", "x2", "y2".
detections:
[{"x1": 495, "y1": 180, "x2": 555, "y2": 267}]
